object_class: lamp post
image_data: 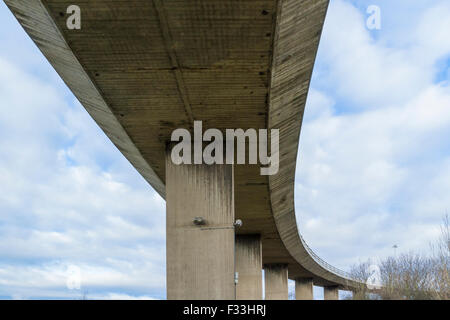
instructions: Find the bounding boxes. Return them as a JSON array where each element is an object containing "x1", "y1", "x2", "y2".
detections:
[{"x1": 392, "y1": 244, "x2": 398, "y2": 257}]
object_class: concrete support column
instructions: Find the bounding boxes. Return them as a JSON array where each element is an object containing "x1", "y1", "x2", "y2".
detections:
[
  {"x1": 264, "y1": 264, "x2": 288, "y2": 300},
  {"x1": 295, "y1": 277, "x2": 314, "y2": 300},
  {"x1": 166, "y1": 152, "x2": 235, "y2": 300},
  {"x1": 324, "y1": 286, "x2": 339, "y2": 300},
  {"x1": 235, "y1": 235, "x2": 262, "y2": 300}
]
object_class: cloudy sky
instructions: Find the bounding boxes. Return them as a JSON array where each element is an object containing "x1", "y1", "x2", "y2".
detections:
[{"x1": 1, "y1": 0, "x2": 449, "y2": 299}]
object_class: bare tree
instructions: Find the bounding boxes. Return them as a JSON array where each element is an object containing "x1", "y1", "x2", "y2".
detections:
[{"x1": 348, "y1": 215, "x2": 450, "y2": 300}]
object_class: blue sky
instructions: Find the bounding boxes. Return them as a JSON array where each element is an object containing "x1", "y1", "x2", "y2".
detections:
[{"x1": 0, "y1": 0, "x2": 449, "y2": 299}]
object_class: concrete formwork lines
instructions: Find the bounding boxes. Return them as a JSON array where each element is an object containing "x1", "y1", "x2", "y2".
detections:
[{"x1": 152, "y1": 0, "x2": 195, "y2": 124}]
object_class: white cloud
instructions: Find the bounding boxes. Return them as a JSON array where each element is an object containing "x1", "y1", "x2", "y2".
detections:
[
  {"x1": 296, "y1": 0, "x2": 450, "y2": 270},
  {"x1": 1, "y1": 0, "x2": 450, "y2": 299},
  {"x1": 0, "y1": 55, "x2": 166, "y2": 299},
  {"x1": 315, "y1": 0, "x2": 450, "y2": 110}
]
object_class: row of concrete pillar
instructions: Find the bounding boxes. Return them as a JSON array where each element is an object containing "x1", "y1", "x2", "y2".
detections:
[
  {"x1": 236, "y1": 235, "x2": 339, "y2": 300},
  {"x1": 166, "y1": 159, "x2": 340, "y2": 300}
]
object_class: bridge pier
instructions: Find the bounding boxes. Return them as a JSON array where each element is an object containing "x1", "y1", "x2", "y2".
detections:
[
  {"x1": 295, "y1": 277, "x2": 314, "y2": 300},
  {"x1": 235, "y1": 235, "x2": 262, "y2": 300},
  {"x1": 324, "y1": 286, "x2": 339, "y2": 300},
  {"x1": 166, "y1": 151, "x2": 235, "y2": 300},
  {"x1": 264, "y1": 264, "x2": 289, "y2": 300}
]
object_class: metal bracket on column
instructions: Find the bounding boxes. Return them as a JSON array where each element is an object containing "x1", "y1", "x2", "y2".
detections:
[
  {"x1": 193, "y1": 217, "x2": 206, "y2": 225},
  {"x1": 234, "y1": 219, "x2": 243, "y2": 229}
]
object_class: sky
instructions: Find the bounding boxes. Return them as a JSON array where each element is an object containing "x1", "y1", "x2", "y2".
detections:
[{"x1": 0, "y1": 0, "x2": 449, "y2": 299}]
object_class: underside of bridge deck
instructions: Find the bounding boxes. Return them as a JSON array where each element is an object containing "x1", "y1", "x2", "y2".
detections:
[{"x1": 5, "y1": 0, "x2": 360, "y2": 295}]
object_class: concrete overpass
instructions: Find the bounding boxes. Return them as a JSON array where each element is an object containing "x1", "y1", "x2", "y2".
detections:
[{"x1": 6, "y1": 0, "x2": 361, "y2": 299}]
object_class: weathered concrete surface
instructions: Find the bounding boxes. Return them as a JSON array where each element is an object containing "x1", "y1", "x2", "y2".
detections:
[
  {"x1": 295, "y1": 277, "x2": 314, "y2": 300},
  {"x1": 264, "y1": 264, "x2": 288, "y2": 300},
  {"x1": 267, "y1": 0, "x2": 357, "y2": 288},
  {"x1": 236, "y1": 235, "x2": 262, "y2": 300},
  {"x1": 4, "y1": 0, "x2": 361, "y2": 291},
  {"x1": 324, "y1": 286, "x2": 340, "y2": 300},
  {"x1": 166, "y1": 153, "x2": 235, "y2": 299}
]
